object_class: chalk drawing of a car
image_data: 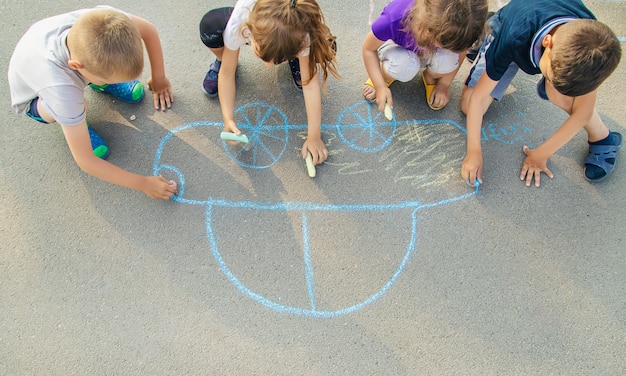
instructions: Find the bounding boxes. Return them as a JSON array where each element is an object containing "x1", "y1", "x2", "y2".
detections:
[{"x1": 153, "y1": 101, "x2": 527, "y2": 317}]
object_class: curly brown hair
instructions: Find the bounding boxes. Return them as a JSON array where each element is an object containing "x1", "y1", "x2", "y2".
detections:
[{"x1": 404, "y1": 0, "x2": 488, "y2": 53}]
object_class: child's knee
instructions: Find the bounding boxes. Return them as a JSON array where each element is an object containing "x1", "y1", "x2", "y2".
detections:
[
  {"x1": 460, "y1": 87, "x2": 471, "y2": 115},
  {"x1": 26, "y1": 97, "x2": 55, "y2": 124},
  {"x1": 380, "y1": 46, "x2": 420, "y2": 82},
  {"x1": 427, "y1": 49, "x2": 459, "y2": 75}
]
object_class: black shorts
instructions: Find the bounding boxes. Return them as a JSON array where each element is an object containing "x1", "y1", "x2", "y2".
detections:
[{"x1": 199, "y1": 7, "x2": 235, "y2": 48}]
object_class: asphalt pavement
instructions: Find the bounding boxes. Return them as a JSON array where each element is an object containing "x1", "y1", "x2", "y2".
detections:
[{"x1": 1, "y1": 0, "x2": 625, "y2": 374}]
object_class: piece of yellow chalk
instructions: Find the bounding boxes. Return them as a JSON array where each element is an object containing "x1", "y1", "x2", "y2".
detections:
[
  {"x1": 383, "y1": 103, "x2": 393, "y2": 120},
  {"x1": 305, "y1": 152, "x2": 316, "y2": 178}
]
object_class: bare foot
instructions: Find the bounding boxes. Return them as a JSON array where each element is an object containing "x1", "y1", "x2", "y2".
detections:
[
  {"x1": 422, "y1": 72, "x2": 450, "y2": 110},
  {"x1": 430, "y1": 81, "x2": 451, "y2": 109},
  {"x1": 363, "y1": 83, "x2": 377, "y2": 101}
]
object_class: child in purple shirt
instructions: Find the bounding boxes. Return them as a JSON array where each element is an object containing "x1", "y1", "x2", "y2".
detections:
[{"x1": 362, "y1": 0, "x2": 488, "y2": 113}]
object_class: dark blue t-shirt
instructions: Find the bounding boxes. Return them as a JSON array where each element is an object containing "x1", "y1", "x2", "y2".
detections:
[{"x1": 486, "y1": 0, "x2": 595, "y2": 81}]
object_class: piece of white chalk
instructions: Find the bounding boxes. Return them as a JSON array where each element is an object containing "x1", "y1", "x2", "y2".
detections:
[
  {"x1": 305, "y1": 152, "x2": 316, "y2": 178},
  {"x1": 383, "y1": 103, "x2": 393, "y2": 120}
]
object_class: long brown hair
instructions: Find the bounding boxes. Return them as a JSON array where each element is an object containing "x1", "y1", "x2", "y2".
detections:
[{"x1": 244, "y1": 0, "x2": 340, "y2": 91}]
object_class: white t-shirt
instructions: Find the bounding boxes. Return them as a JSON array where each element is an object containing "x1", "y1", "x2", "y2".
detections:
[
  {"x1": 223, "y1": 0, "x2": 310, "y2": 56},
  {"x1": 8, "y1": 6, "x2": 128, "y2": 126}
]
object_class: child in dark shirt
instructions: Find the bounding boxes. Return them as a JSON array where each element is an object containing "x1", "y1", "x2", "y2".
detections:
[{"x1": 461, "y1": 0, "x2": 621, "y2": 187}]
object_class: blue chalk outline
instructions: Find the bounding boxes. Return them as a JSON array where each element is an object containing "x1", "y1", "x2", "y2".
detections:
[
  {"x1": 156, "y1": 100, "x2": 495, "y2": 172},
  {"x1": 335, "y1": 101, "x2": 397, "y2": 152},
  {"x1": 153, "y1": 101, "x2": 519, "y2": 317},
  {"x1": 201, "y1": 192, "x2": 477, "y2": 318},
  {"x1": 224, "y1": 102, "x2": 289, "y2": 169}
]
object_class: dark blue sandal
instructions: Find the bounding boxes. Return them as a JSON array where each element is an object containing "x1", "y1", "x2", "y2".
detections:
[{"x1": 584, "y1": 131, "x2": 622, "y2": 182}]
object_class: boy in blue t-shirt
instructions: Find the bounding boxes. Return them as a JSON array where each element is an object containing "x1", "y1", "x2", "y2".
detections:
[{"x1": 461, "y1": 0, "x2": 621, "y2": 187}]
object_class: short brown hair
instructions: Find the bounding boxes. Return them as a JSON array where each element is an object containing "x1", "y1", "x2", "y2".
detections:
[
  {"x1": 550, "y1": 19, "x2": 621, "y2": 97},
  {"x1": 405, "y1": 0, "x2": 489, "y2": 52},
  {"x1": 71, "y1": 9, "x2": 143, "y2": 80}
]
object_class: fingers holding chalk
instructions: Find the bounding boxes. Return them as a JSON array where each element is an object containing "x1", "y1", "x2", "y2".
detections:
[
  {"x1": 220, "y1": 131, "x2": 249, "y2": 144},
  {"x1": 383, "y1": 103, "x2": 393, "y2": 120},
  {"x1": 305, "y1": 152, "x2": 316, "y2": 178}
]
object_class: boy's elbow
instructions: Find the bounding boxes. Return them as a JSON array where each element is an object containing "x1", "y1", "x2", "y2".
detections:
[{"x1": 73, "y1": 153, "x2": 100, "y2": 176}]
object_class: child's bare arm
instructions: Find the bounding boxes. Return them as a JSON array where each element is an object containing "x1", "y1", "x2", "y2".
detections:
[
  {"x1": 130, "y1": 14, "x2": 173, "y2": 111},
  {"x1": 217, "y1": 47, "x2": 241, "y2": 138},
  {"x1": 362, "y1": 32, "x2": 391, "y2": 111},
  {"x1": 61, "y1": 123, "x2": 177, "y2": 200},
  {"x1": 299, "y1": 56, "x2": 328, "y2": 165},
  {"x1": 461, "y1": 73, "x2": 497, "y2": 185},
  {"x1": 520, "y1": 90, "x2": 597, "y2": 187}
]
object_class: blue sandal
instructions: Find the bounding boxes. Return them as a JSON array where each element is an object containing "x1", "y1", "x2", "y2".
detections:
[{"x1": 584, "y1": 131, "x2": 622, "y2": 182}]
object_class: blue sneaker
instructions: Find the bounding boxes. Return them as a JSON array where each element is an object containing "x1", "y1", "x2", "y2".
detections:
[
  {"x1": 202, "y1": 59, "x2": 221, "y2": 97},
  {"x1": 89, "y1": 80, "x2": 144, "y2": 103},
  {"x1": 87, "y1": 124, "x2": 109, "y2": 159}
]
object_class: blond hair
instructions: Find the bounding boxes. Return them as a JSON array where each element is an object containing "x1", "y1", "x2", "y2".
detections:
[
  {"x1": 71, "y1": 9, "x2": 143, "y2": 80},
  {"x1": 405, "y1": 0, "x2": 488, "y2": 53},
  {"x1": 550, "y1": 20, "x2": 621, "y2": 97},
  {"x1": 244, "y1": 0, "x2": 340, "y2": 92}
]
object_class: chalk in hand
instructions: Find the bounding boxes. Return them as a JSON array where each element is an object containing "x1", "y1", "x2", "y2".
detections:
[
  {"x1": 383, "y1": 103, "x2": 393, "y2": 120},
  {"x1": 305, "y1": 152, "x2": 316, "y2": 178},
  {"x1": 466, "y1": 180, "x2": 480, "y2": 188},
  {"x1": 220, "y1": 132, "x2": 249, "y2": 144}
]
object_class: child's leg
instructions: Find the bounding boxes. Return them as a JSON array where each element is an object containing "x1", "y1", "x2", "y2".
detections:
[
  {"x1": 363, "y1": 41, "x2": 420, "y2": 101},
  {"x1": 583, "y1": 112, "x2": 621, "y2": 181},
  {"x1": 544, "y1": 82, "x2": 610, "y2": 142},
  {"x1": 28, "y1": 97, "x2": 56, "y2": 124},
  {"x1": 422, "y1": 49, "x2": 461, "y2": 110},
  {"x1": 199, "y1": 7, "x2": 233, "y2": 50},
  {"x1": 544, "y1": 84, "x2": 619, "y2": 181},
  {"x1": 461, "y1": 38, "x2": 518, "y2": 115},
  {"x1": 28, "y1": 98, "x2": 109, "y2": 159},
  {"x1": 199, "y1": 7, "x2": 234, "y2": 96},
  {"x1": 460, "y1": 85, "x2": 495, "y2": 117}
]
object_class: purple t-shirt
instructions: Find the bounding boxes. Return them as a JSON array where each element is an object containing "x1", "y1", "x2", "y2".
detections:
[{"x1": 371, "y1": 0, "x2": 418, "y2": 51}]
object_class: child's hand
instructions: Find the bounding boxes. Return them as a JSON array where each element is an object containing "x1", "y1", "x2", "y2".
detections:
[
  {"x1": 461, "y1": 150, "x2": 483, "y2": 187},
  {"x1": 520, "y1": 145, "x2": 553, "y2": 187},
  {"x1": 142, "y1": 175, "x2": 178, "y2": 200},
  {"x1": 376, "y1": 88, "x2": 393, "y2": 115},
  {"x1": 147, "y1": 76, "x2": 174, "y2": 111},
  {"x1": 222, "y1": 120, "x2": 244, "y2": 146},
  {"x1": 302, "y1": 137, "x2": 328, "y2": 165}
]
